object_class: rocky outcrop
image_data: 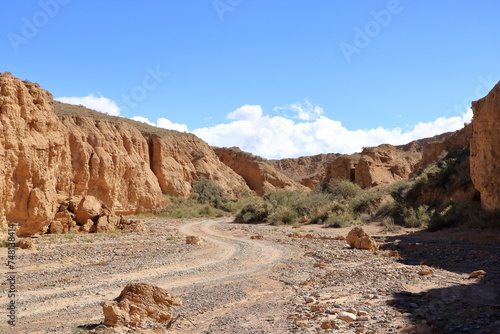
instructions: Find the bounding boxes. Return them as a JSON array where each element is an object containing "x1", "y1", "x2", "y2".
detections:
[
  {"x1": 48, "y1": 195, "x2": 145, "y2": 234},
  {"x1": 269, "y1": 153, "x2": 340, "y2": 189},
  {"x1": 354, "y1": 145, "x2": 420, "y2": 188},
  {"x1": 412, "y1": 126, "x2": 472, "y2": 175},
  {"x1": 323, "y1": 155, "x2": 360, "y2": 184},
  {"x1": 57, "y1": 111, "x2": 164, "y2": 214},
  {"x1": 214, "y1": 147, "x2": 308, "y2": 196},
  {"x1": 147, "y1": 134, "x2": 249, "y2": 199},
  {"x1": 101, "y1": 283, "x2": 181, "y2": 327},
  {"x1": 470, "y1": 81, "x2": 500, "y2": 211},
  {"x1": 0, "y1": 74, "x2": 73, "y2": 236},
  {"x1": 0, "y1": 73, "x2": 251, "y2": 236}
]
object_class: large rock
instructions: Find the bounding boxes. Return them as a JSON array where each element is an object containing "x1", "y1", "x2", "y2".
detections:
[
  {"x1": 346, "y1": 227, "x2": 379, "y2": 251},
  {"x1": 214, "y1": 147, "x2": 308, "y2": 196},
  {"x1": 470, "y1": 81, "x2": 500, "y2": 211},
  {"x1": 101, "y1": 283, "x2": 181, "y2": 327},
  {"x1": 355, "y1": 145, "x2": 420, "y2": 188}
]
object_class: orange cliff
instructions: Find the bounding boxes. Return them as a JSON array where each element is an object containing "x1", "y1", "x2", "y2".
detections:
[{"x1": 0, "y1": 73, "x2": 250, "y2": 236}]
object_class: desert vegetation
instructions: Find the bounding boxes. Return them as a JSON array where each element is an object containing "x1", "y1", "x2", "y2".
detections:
[{"x1": 152, "y1": 149, "x2": 499, "y2": 232}]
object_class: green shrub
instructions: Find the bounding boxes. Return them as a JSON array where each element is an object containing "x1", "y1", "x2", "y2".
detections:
[
  {"x1": 429, "y1": 201, "x2": 500, "y2": 231},
  {"x1": 325, "y1": 212, "x2": 353, "y2": 228},
  {"x1": 323, "y1": 179, "x2": 362, "y2": 200},
  {"x1": 267, "y1": 206, "x2": 299, "y2": 225},
  {"x1": 234, "y1": 197, "x2": 270, "y2": 223},
  {"x1": 402, "y1": 205, "x2": 434, "y2": 228},
  {"x1": 191, "y1": 176, "x2": 225, "y2": 208}
]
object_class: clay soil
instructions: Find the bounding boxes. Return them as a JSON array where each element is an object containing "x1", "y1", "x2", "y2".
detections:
[{"x1": 1, "y1": 219, "x2": 499, "y2": 334}]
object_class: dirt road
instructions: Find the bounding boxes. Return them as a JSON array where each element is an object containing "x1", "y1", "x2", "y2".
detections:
[{"x1": 1, "y1": 219, "x2": 499, "y2": 333}]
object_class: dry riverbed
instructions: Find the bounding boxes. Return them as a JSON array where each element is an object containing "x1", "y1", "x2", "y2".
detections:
[{"x1": 1, "y1": 219, "x2": 499, "y2": 333}]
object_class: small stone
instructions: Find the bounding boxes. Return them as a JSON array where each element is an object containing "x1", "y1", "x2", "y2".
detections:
[
  {"x1": 346, "y1": 308, "x2": 357, "y2": 315},
  {"x1": 305, "y1": 296, "x2": 316, "y2": 303},
  {"x1": 409, "y1": 303, "x2": 419, "y2": 308},
  {"x1": 337, "y1": 311, "x2": 357, "y2": 322},
  {"x1": 357, "y1": 315, "x2": 371, "y2": 321},
  {"x1": 320, "y1": 319, "x2": 336, "y2": 329},
  {"x1": 469, "y1": 270, "x2": 487, "y2": 278},
  {"x1": 358, "y1": 311, "x2": 368, "y2": 316},
  {"x1": 294, "y1": 320, "x2": 308, "y2": 327},
  {"x1": 310, "y1": 304, "x2": 327, "y2": 312},
  {"x1": 418, "y1": 268, "x2": 433, "y2": 275},
  {"x1": 186, "y1": 236, "x2": 204, "y2": 245}
]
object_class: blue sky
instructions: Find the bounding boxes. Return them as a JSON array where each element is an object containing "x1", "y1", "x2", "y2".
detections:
[{"x1": 1, "y1": 0, "x2": 499, "y2": 158}]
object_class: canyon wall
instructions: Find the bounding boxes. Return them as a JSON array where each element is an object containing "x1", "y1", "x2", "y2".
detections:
[
  {"x1": 470, "y1": 81, "x2": 500, "y2": 211},
  {"x1": 213, "y1": 147, "x2": 308, "y2": 196},
  {"x1": 0, "y1": 73, "x2": 250, "y2": 235}
]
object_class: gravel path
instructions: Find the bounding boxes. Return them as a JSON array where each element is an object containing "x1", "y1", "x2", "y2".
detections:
[{"x1": 1, "y1": 219, "x2": 498, "y2": 333}]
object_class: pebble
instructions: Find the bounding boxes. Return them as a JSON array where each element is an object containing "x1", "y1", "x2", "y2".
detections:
[{"x1": 337, "y1": 311, "x2": 357, "y2": 322}]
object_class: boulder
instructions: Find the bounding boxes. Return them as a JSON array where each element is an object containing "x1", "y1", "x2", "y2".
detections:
[
  {"x1": 75, "y1": 196, "x2": 104, "y2": 225},
  {"x1": 346, "y1": 227, "x2": 379, "y2": 251},
  {"x1": 16, "y1": 238, "x2": 35, "y2": 250},
  {"x1": 101, "y1": 283, "x2": 181, "y2": 327}
]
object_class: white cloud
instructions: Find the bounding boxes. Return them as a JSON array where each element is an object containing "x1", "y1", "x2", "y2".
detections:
[
  {"x1": 193, "y1": 105, "x2": 473, "y2": 159},
  {"x1": 56, "y1": 94, "x2": 120, "y2": 116},
  {"x1": 131, "y1": 116, "x2": 155, "y2": 126},
  {"x1": 274, "y1": 99, "x2": 324, "y2": 120},
  {"x1": 227, "y1": 105, "x2": 263, "y2": 120},
  {"x1": 157, "y1": 118, "x2": 189, "y2": 132}
]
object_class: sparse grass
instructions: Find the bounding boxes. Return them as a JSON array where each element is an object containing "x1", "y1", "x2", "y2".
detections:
[
  {"x1": 0, "y1": 240, "x2": 7, "y2": 247},
  {"x1": 84, "y1": 238, "x2": 95, "y2": 243}
]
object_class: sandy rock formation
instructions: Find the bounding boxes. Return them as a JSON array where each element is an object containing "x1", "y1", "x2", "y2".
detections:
[
  {"x1": 269, "y1": 153, "x2": 340, "y2": 189},
  {"x1": 412, "y1": 126, "x2": 472, "y2": 175},
  {"x1": 101, "y1": 283, "x2": 181, "y2": 327},
  {"x1": 214, "y1": 147, "x2": 308, "y2": 196},
  {"x1": 323, "y1": 155, "x2": 360, "y2": 184},
  {"x1": 346, "y1": 227, "x2": 379, "y2": 251},
  {"x1": 58, "y1": 112, "x2": 165, "y2": 214},
  {"x1": 354, "y1": 145, "x2": 420, "y2": 188},
  {"x1": 48, "y1": 195, "x2": 144, "y2": 234},
  {"x1": 0, "y1": 74, "x2": 73, "y2": 236},
  {"x1": 470, "y1": 81, "x2": 500, "y2": 211},
  {"x1": 146, "y1": 133, "x2": 250, "y2": 199}
]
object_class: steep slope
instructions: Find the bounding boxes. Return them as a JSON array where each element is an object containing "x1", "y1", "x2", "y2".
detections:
[
  {"x1": 470, "y1": 81, "x2": 500, "y2": 211},
  {"x1": 0, "y1": 74, "x2": 73, "y2": 236},
  {"x1": 268, "y1": 153, "x2": 340, "y2": 189},
  {"x1": 213, "y1": 147, "x2": 308, "y2": 196},
  {"x1": 0, "y1": 73, "x2": 252, "y2": 235}
]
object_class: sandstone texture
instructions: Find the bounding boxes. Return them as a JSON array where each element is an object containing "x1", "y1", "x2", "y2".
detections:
[
  {"x1": 470, "y1": 81, "x2": 500, "y2": 211},
  {"x1": 49, "y1": 195, "x2": 144, "y2": 234},
  {"x1": 354, "y1": 145, "x2": 420, "y2": 188},
  {"x1": 0, "y1": 74, "x2": 72, "y2": 236},
  {"x1": 214, "y1": 147, "x2": 308, "y2": 196},
  {"x1": 0, "y1": 73, "x2": 253, "y2": 235},
  {"x1": 269, "y1": 153, "x2": 340, "y2": 189},
  {"x1": 346, "y1": 227, "x2": 379, "y2": 251},
  {"x1": 101, "y1": 283, "x2": 181, "y2": 326},
  {"x1": 322, "y1": 154, "x2": 360, "y2": 184}
]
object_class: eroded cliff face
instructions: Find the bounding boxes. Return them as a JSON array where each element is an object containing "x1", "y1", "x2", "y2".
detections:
[
  {"x1": 269, "y1": 153, "x2": 340, "y2": 189},
  {"x1": 214, "y1": 147, "x2": 308, "y2": 196},
  {"x1": 470, "y1": 81, "x2": 500, "y2": 211},
  {"x1": 58, "y1": 115, "x2": 164, "y2": 214},
  {"x1": 355, "y1": 145, "x2": 421, "y2": 188},
  {"x1": 0, "y1": 74, "x2": 72, "y2": 236},
  {"x1": 0, "y1": 73, "x2": 251, "y2": 235},
  {"x1": 147, "y1": 134, "x2": 250, "y2": 199}
]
